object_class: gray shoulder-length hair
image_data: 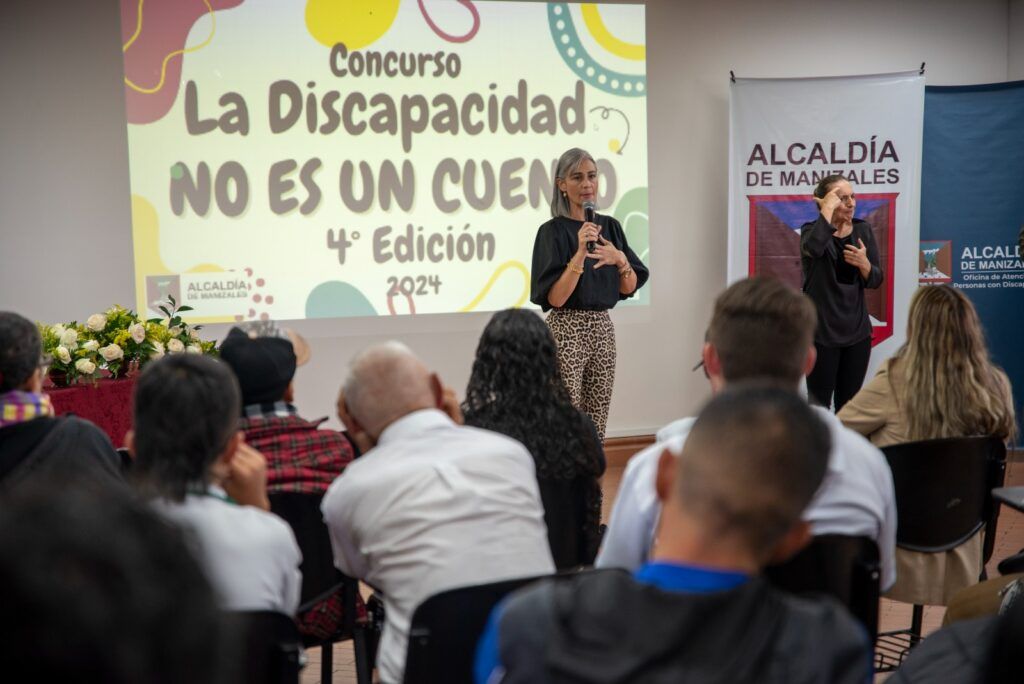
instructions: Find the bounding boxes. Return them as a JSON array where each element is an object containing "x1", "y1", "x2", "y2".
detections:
[{"x1": 550, "y1": 147, "x2": 597, "y2": 218}]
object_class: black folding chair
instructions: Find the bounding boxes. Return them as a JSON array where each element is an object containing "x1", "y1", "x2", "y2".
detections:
[
  {"x1": 991, "y1": 487, "x2": 1024, "y2": 575},
  {"x1": 115, "y1": 447, "x2": 132, "y2": 475},
  {"x1": 874, "y1": 435, "x2": 1006, "y2": 671},
  {"x1": 403, "y1": 574, "x2": 550, "y2": 684},
  {"x1": 223, "y1": 610, "x2": 302, "y2": 684},
  {"x1": 764, "y1": 534, "x2": 881, "y2": 642},
  {"x1": 268, "y1": 491, "x2": 372, "y2": 684}
]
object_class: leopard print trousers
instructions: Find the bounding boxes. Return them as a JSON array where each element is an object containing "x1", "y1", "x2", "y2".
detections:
[{"x1": 546, "y1": 308, "x2": 616, "y2": 440}]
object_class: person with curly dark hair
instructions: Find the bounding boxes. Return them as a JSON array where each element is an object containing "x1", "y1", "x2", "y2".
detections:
[{"x1": 463, "y1": 308, "x2": 606, "y2": 569}]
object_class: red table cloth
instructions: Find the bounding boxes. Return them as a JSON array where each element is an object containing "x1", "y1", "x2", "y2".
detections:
[{"x1": 47, "y1": 378, "x2": 135, "y2": 448}]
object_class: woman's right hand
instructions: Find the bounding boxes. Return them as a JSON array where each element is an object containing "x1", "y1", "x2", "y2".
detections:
[
  {"x1": 223, "y1": 441, "x2": 270, "y2": 511},
  {"x1": 813, "y1": 188, "x2": 842, "y2": 227},
  {"x1": 577, "y1": 221, "x2": 601, "y2": 256}
]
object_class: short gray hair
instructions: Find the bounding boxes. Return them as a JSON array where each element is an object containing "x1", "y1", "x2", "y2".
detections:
[
  {"x1": 550, "y1": 147, "x2": 597, "y2": 218},
  {"x1": 342, "y1": 341, "x2": 435, "y2": 437}
]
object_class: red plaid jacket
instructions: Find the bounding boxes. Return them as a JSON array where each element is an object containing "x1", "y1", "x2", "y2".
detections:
[
  {"x1": 241, "y1": 404, "x2": 354, "y2": 495},
  {"x1": 241, "y1": 404, "x2": 362, "y2": 639}
]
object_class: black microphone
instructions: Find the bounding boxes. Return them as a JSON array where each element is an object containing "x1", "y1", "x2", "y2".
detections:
[{"x1": 583, "y1": 201, "x2": 597, "y2": 252}]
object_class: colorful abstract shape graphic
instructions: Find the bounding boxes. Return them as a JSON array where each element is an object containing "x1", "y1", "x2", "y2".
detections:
[
  {"x1": 121, "y1": 0, "x2": 244, "y2": 125},
  {"x1": 547, "y1": 3, "x2": 646, "y2": 97},
  {"x1": 580, "y1": 4, "x2": 645, "y2": 61},
  {"x1": 130, "y1": 194, "x2": 237, "y2": 322},
  {"x1": 589, "y1": 106, "x2": 631, "y2": 154},
  {"x1": 387, "y1": 289, "x2": 416, "y2": 316},
  {"x1": 613, "y1": 187, "x2": 649, "y2": 306},
  {"x1": 305, "y1": 0, "x2": 400, "y2": 50},
  {"x1": 305, "y1": 281, "x2": 378, "y2": 318},
  {"x1": 459, "y1": 261, "x2": 531, "y2": 312},
  {"x1": 417, "y1": 0, "x2": 480, "y2": 43},
  {"x1": 234, "y1": 270, "x2": 277, "y2": 322}
]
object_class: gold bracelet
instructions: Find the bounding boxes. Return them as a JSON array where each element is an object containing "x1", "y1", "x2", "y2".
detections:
[
  {"x1": 618, "y1": 265, "x2": 633, "y2": 278},
  {"x1": 566, "y1": 260, "x2": 584, "y2": 275}
]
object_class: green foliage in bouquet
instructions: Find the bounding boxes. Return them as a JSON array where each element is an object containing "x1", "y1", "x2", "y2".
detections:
[
  {"x1": 146, "y1": 295, "x2": 218, "y2": 358},
  {"x1": 38, "y1": 297, "x2": 216, "y2": 386},
  {"x1": 37, "y1": 322, "x2": 101, "y2": 386}
]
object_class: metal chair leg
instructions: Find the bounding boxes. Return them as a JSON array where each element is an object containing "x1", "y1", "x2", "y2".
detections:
[
  {"x1": 911, "y1": 604, "x2": 924, "y2": 638},
  {"x1": 353, "y1": 627, "x2": 372, "y2": 684},
  {"x1": 321, "y1": 642, "x2": 333, "y2": 683}
]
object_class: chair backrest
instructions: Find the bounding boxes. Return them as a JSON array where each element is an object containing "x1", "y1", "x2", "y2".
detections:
[
  {"x1": 115, "y1": 447, "x2": 132, "y2": 474},
  {"x1": 882, "y1": 436, "x2": 1006, "y2": 558},
  {"x1": 764, "y1": 534, "x2": 880, "y2": 642},
  {"x1": 223, "y1": 610, "x2": 301, "y2": 684},
  {"x1": 403, "y1": 574, "x2": 550, "y2": 684},
  {"x1": 268, "y1": 491, "x2": 343, "y2": 608}
]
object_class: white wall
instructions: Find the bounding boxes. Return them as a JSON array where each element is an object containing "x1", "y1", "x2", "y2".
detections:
[
  {"x1": 0, "y1": 0, "x2": 1012, "y2": 436},
  {"x1": 1011, "y1": 0, "x2": 1024, "y2": 79}
]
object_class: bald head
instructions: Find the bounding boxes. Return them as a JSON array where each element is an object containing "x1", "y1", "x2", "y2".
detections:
[{"x1": 341, "y1": 342, "x2": 439, "y2": 438}]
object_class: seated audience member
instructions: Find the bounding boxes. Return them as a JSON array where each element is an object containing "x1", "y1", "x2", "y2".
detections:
[
  {"x1": 476, "y1": 385, "x2": 871, "y2": 684},
  {"x1": 0, "y1": 482, "x2": 224, "y2": 683},
  {"x1": 218, "y1": 325, "x2": 356, "y2": 493},
  {"x1": 129, "y1": 354, "x2": 302, "y2": 615},
  {"x1": 0, "y1": 311, "x2": 123, "y2": 488},
  {"x1": 987, "y1": 590, "x2": 1024, "y2": 684},
  {"x1": 322, "y1": 342, "x2": 554, "y2": 684},
  {"x1": 462, "y1": 309, "x2": 605, "y2": 569},
  {"x1": 219, "y1": 324, "x2": 359, "y2": 639},
  {"x1": 839, "y1": 284, "x2": 1015, "y2": 606},
  {"x1": 888, "y1": 588, "x2": 1024, "y2": 683},
  {"x1": 944, "y1": 573, "x2": 1024, "y2": 625},
  {"x1": 597, "y1": 276, "x2": 898, "y2": 593}
]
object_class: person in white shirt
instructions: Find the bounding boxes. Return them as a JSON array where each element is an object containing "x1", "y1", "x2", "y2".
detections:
[
  {"x1": 598, "y1": 276, "x2": 898, "y2": 592},
  {"x1": 323, "y1": 341, "x2": 555, "y2": 684},
  {"x1": 128, "y1": 354, "x2": 302, "y2": 615}
]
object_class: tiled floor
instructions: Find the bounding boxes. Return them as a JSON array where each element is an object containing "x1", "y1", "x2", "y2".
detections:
[{"x1": 301, "y1": 454, "x2": 1024, "y2": 684}]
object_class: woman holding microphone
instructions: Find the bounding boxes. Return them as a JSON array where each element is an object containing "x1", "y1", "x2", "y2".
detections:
[{"x1": 530, "y1": 148, "x2": 649, "y2": 439}]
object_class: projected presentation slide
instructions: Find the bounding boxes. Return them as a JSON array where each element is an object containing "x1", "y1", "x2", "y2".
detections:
[{"x1": 120, "y1": 0, "x2": 648, "y2": 322}]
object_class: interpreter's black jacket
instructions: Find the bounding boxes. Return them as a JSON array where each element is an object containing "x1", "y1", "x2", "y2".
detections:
[{"x1": 801, "y1": 215, "x2": 883, "y2": 348}]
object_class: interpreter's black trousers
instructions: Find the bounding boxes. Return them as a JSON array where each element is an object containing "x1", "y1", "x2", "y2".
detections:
[{"x1": 807, "y1": 337, "x2": 872, "y2": 412}]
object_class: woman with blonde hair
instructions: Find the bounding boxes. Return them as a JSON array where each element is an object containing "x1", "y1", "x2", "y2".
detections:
[{"x1": 839, "y1": 284, "x2": 1015, "y2": 604}]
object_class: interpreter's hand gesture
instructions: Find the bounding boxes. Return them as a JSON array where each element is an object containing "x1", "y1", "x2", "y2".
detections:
[
  {"x1": 844, "y1": 238, "x2": 872, "y2": 279},
  {"x1": 223, "y1": 440, "x2": 271, "y2": 511},
  {"x1": 577, "y1": 222, "x2": 601, "y2": 257},
  {"x1": 813, "y1": 188, "x2": 842, "y2": 227},
  {"x1": 589, "y1": 236, "x2": 627, "y2": 270}
]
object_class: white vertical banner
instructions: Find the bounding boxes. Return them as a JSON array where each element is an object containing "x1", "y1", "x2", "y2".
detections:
[{"x1": 727, "y1": 71, "x2": 924, "y2": 378}]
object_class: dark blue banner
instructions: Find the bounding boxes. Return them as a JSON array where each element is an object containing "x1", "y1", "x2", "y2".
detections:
[{"x1": 923, "y1": 81, "x2": 1024, "y2": 443}]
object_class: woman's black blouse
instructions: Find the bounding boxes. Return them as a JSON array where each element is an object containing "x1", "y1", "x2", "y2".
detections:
[
  {"x1": 530, "y1": 214, "x2": 649, "y2": 312},
  {"x1": 800, "y1": 215, "x2": 884, "y2": 347}
]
